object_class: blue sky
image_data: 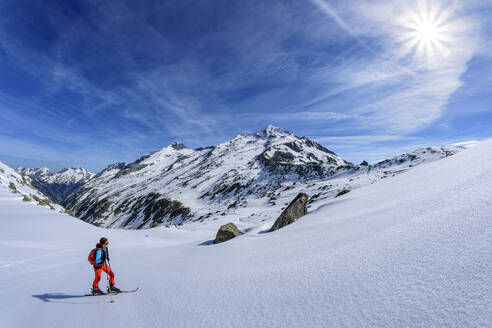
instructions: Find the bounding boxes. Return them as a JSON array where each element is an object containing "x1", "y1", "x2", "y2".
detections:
[{"x1": 1, "y1": 0, "x2": 491, "y2": 172}]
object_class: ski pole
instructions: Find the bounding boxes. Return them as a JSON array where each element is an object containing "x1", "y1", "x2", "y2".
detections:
[
  {"x1": 105, "y1": 249, "x2": 114, "y2": 302},
  {"x1": 106, "y1": 247, "x2": 113, "y2": 285},
  {"x1": 107, "y1": 258, "x2": 113, "y2": 287}
]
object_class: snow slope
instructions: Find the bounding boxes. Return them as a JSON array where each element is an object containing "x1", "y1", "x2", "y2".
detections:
[{"x1": 1, "y1": 139, "x2": 491, "y2": 327}]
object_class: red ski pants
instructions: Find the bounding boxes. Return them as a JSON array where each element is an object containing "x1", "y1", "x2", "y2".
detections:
[{"x1": 93, "y1": 263, "x2": 115, "y2": 288}]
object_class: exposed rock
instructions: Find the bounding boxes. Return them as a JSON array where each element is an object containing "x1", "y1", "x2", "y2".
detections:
[
  {"x1": 31, "y1": 194, "x2": 52, "y2": 207},
  {"x1": 360, "y1": 160, "x2": 369, "y2": 166},
  {"x1": 64, "y1": 209, "x2": 75, "y2": 217},
  {"x1": 114, "y1": 163, "x2": 148, "y2": 178},
  {"x1": 269, "y1": 151, "x2": 296, "y2": 164},
  {"x1": 195, "y1": 146, "x2": 215, "y2": 152},
  {"x1": 214, "y1": 223, "x2": 243, "y2": 244},
  {"x1": 270, "y1": 193, "x2": 308, "y2": 232},
  {"x1": 64, "y1": 191, "x2": 192, "y2": 229},
  {"x1": 335, "y1": 189, "x2": 350, "y2": 197},
  {"x1": 169, "y1": 141, "x2": 188, "y2": 150}
]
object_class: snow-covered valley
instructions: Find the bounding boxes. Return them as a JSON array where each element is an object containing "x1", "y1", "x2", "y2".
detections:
[{"x1": 1, "y1": 136, "x2": 491, "y2": 327}]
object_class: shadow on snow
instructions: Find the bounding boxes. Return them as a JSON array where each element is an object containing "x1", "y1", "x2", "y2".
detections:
[
  {"x1": 32, "y1": 293, "x2": 113, "y2": 304},
  {"x1": 197, "y1": 239, "x2": 214, "y2": 246}
]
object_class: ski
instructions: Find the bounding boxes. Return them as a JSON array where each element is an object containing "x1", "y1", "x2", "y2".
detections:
[
  {"x1": 112, "y1": 287, "x2": 139, "y2": 294},
  {"x1": 85, "y1": 287, "x2": 139, "y2": 296}
]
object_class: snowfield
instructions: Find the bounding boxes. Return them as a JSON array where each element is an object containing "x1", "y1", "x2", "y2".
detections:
[{"x1": 1, "y1": 138, "x2": 491, "y2": 328}]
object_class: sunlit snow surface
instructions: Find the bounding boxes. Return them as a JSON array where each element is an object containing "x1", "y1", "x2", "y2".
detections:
[{"x1": 1, "y1": 139, "x2": 491, "y2": 327}]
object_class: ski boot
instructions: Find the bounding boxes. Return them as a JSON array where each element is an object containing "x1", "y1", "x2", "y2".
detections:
[
  {"x1": 109, "y1": 284, "x2": 121, "y2": 293},
  {"x1": 92, "y1": 287, "x2": 105, "y2": 295}
]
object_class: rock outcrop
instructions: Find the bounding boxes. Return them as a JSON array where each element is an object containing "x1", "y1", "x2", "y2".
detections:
[
  {"x1": 214, "y1": 223, "x2": 243, "y2": 244},
  {"x1": 270, "y1": 193, "x2": 308, "y2": 232},
  {"x1": 335, "y1": 189, "x2": 350, "y2": 197},
  {"x1": 63, "y1": 191, "x2": 192, "y2": 229}
]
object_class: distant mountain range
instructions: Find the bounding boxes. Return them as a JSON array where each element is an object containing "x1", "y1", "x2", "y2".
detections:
[
  {"x1": 0, "y1": 161, "x2": 64, "y2": 212},
  {"x1": 4, "y1": 125, "x2": 470, "y2": 229},
  {"x1": 17, "y1": 166, "x2": 94, "y2": 203}
]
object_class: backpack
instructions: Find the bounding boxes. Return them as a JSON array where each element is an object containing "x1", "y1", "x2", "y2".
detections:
[{"x1": 88, "y1": 248, "x2": 101, "y2": 266}]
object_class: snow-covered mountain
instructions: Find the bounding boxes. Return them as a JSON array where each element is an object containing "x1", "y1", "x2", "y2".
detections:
[
  {"x1": 62, "y1": 125, "x2": 350, "y2": 228},
  {"x1": 18, "y1": 166, "x2": 94, "y2": 185},
  {"x1": 17, "y1": 166, "x2": 94, "y2": 203},
  {"x1": 62, "y1": 125, "x2": 468, "y2": 229},
  {"x1": 0, "y1": 161, "x2": 64, "y2": 212}
]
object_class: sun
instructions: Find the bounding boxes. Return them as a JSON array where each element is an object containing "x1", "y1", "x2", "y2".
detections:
[
  {"x1": 395, "y1": 1, "x2": 455, "y2": 68},
  {"x1": 415, "y1": 21, "x2": 439, "y2": 43},
  {"x1": 408, "y1": 10, "x2": 445, "y2": 48}
]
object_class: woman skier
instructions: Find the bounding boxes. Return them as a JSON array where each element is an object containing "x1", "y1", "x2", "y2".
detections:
[{"x1": 89, "y1": 237, "x2": 121, "y2": 295}]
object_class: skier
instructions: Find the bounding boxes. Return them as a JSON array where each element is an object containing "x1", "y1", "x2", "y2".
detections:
[{"x1": 89, "y1": 237, "x2": 121, "y2": 295}]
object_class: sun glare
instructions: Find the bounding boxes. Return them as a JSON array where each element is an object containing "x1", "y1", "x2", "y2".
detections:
[
  {"x1": 416, "y1": 22, "x2": 439, "y2": 43},
  {"x1": 395, "y1": 1, "x2": 458, "y2": 68}
]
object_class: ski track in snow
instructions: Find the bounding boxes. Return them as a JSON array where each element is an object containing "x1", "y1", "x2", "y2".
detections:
[{"x1": 0, "y1": 139, "x2": 491, "y2": 327}]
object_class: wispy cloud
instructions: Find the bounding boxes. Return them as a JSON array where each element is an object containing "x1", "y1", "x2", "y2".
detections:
[
  {"x1": 0, "y1": 0, "x2": 490, "y2": 170},
  {"x1": 310, "y1": 0, "x2": 483, "y2": 133},
  {"x1": 314, "y1": 135, "x2": 415, "y2": 143}
]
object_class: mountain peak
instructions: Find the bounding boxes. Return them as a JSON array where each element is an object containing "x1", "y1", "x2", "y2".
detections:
[
  {"x1": 58, "y1": 167, "x2": 88, "y2": 173},
  {"x1": 16, "y1": 166, "x2": 51, "y2": 177},
  {"x1": 168, "y1": 141, "x2": 188, "y2": 151},
  {"x1": 254, "y1": 125, "x2": 292, "y2": 138}
]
